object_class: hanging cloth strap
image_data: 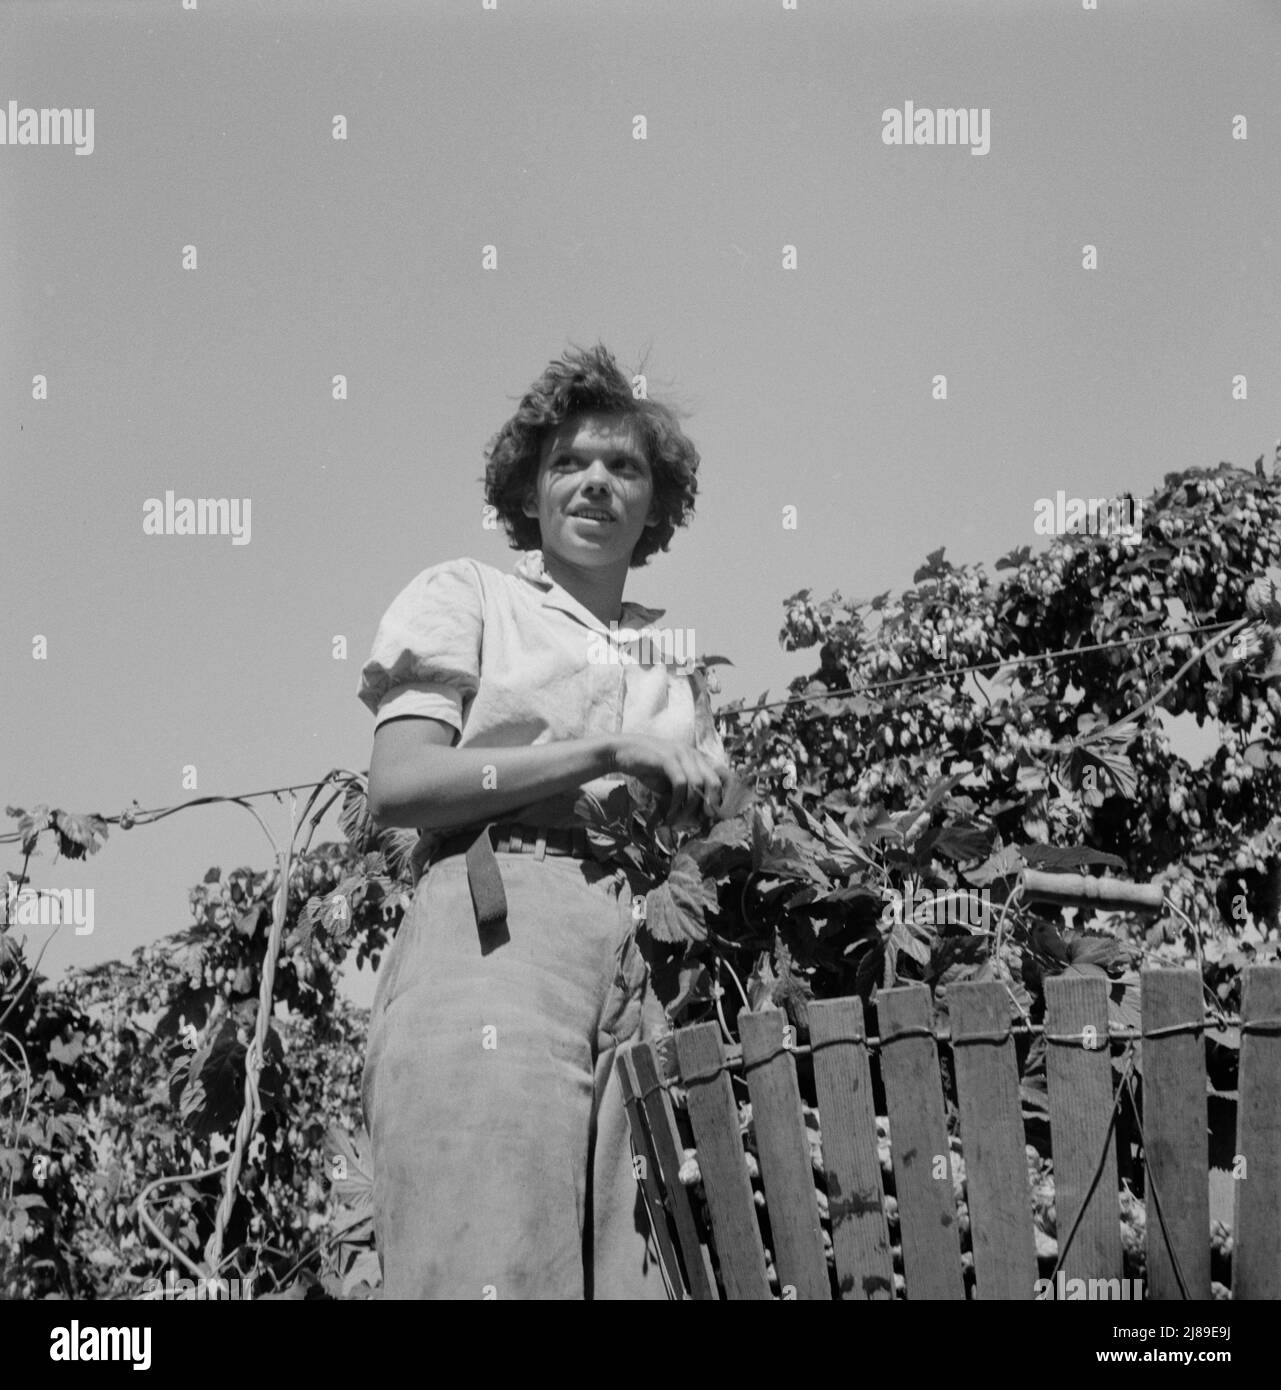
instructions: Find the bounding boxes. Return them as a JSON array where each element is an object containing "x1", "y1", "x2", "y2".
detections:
[{"x1": 463, "y1": 823, "x2": 510, "y2": 951}]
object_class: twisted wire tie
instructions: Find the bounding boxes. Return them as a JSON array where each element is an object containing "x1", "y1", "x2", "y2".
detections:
[{"x1": 635, "y1": 1013, "x2": 1279, "y2": 1090}]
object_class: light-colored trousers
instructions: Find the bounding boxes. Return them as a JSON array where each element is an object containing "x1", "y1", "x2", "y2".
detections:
[{"x1": 362, "y1": 848, "x2": 670, "y2": 1300}]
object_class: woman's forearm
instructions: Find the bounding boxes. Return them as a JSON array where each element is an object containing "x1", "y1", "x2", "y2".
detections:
[{"x1": 370, "y1": 734, "x2": 620, "y2": 831}]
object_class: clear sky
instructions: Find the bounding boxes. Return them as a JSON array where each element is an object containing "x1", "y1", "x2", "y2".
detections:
[{"x1": 3, "y1": 0, "x2": 1278, "y2": 1008}]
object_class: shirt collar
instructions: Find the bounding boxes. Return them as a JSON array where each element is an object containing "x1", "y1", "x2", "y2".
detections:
[{"x1": 513, "y1": 548, "x2": 666, "y2": 633}]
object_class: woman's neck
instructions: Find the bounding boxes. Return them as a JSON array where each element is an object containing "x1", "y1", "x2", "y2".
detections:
[{"x1": 538, "y1": 549, "x2": 629, "y2": 628}]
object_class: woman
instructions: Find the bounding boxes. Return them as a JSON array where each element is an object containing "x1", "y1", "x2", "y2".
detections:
[{"x1": 357, "y1": 343, "x2": 731, "y2": 1300}]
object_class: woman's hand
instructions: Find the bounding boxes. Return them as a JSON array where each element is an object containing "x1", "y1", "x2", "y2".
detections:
[{"x1": 608, "y1": 734, "x2": 733, "y2": 826}]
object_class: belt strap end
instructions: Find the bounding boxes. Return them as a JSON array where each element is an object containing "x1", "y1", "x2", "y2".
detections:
[{"x1": 465, "y1": 824, "x2": 509, "y2": 936}]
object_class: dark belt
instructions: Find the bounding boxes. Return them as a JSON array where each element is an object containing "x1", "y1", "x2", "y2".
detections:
[
  {"x1": 429, "y1": 822, "x2": 593, "y2": 949},
  {"x1": 432, "y1": 822, "x2": 592, "y2": 863}
]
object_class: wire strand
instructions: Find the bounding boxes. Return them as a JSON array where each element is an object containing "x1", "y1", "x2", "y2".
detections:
[
  {"x1": 0, "y1": 621, "x2": 1242, "y2": 850},
  {"x1": 0, "y1": 773, "x2": 366, "y2": 847},
  {"x1": 717, "y1": 619, "x2": 1238, "y2": 720}
]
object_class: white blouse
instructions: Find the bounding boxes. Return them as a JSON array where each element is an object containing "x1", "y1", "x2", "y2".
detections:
[{"x1": 358, "y1": 548, "x2": 727, "y2": 869}]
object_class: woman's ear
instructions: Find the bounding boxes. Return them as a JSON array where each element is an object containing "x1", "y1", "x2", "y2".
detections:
[{"x1": 522, "y1": 455, "x2": 547, "y2": 520}]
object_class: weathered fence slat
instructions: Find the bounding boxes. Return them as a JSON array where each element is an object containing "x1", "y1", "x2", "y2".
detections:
[
  {"x1": 739, "y1": 1008, "x2": 830, "y2": 1299},
  {"x1": 674, "y1": 1022, "x2": 771, "y2": 1299},
  {"x1": 616, "y1": 1047, "x2": 687, "y2": 1297},
  {"x1": 627, "y1": 1042, "x2": 717, "y2": 1300},
  {"x1": 950, "y1": 981, "x2": 1039, "y2": 1299},
  {"x1": 1232, "y1": 964, "x2": 1281, "y2": 1299},
  {"x1": 808, "y1": 997, "x2": 894, "y2": 1300},
  {"x1": 1044, "y1": 973, "x2": 1122, "y2": 1282},
  {"x1": 876, "y1": 985, "x2": 964, "y2": 1299},
  {"x1": 1141, "y1": 969, "x2": 1211, "y2": 1300}
]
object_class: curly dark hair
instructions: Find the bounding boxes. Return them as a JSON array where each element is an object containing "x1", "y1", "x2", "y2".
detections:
[{"x1": 483, "y1": 342, "x2": 701, "y2": 567}]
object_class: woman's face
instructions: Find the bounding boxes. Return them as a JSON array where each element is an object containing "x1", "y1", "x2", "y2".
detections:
[{"x1": 522, "y1": 412, "x2": 660, "y2": 569}]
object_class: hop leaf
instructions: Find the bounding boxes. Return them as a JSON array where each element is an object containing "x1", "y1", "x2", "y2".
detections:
[
  {"x1": 378, "y1": 827, "x2": 420, "y2": 884},
  {"x1": 173, "y1": 1018, "x2": 285, "y2": 1137},
  {"x1": 1065, "y1": 725, "x2": 1139, "y2": 802},
  {"x1": 7, "y1": 804, "x2": 53, "y2": 857},
  {"x1": 643, "y1": 851, "x2": 719, "y2": 945},
  {"x1": 53, "y1": 810, "x2": 110, "y2": 860},
  {"x1": 323, "y1": 1124, "x2": 374, "y2": 1214},
  {"x1": 339, "y1": 781, "x2": 375, "y2": 851},
  {"x1": 995, "y1": 545, "x2": 1032, "y2": 572}
]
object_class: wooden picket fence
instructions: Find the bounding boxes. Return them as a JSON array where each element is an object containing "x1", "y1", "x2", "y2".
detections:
[{"x1": 617, "y1": 965, "x2": 1281, "y2": 1300}]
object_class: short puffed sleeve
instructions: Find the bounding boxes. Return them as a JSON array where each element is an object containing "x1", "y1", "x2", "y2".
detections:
[{"x1": 356, "y1": 558, "x2": 484, "y2": 733}]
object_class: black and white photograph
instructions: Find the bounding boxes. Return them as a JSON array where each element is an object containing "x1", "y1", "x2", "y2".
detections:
[{"x1": 2, "y1": 0, "x2": 1280, "y2": 1353}]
